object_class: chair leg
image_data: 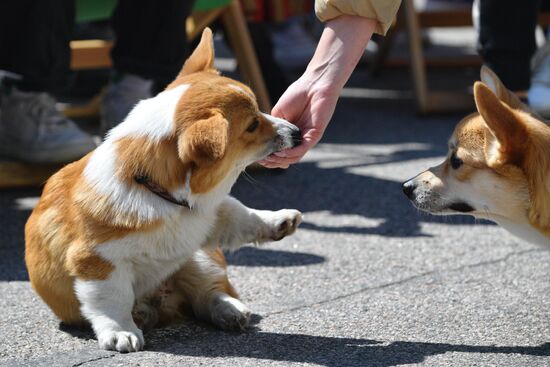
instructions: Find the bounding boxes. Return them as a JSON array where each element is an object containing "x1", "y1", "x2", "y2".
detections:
[
  {"x1": 403, "y1": 0, "x2": 430, "y2": 113},
  {"x1": 221, "y1": 0, "x2": 271, "y2": 112},
  {"x1": 402, "y1": 0, "x2": 474, "y2": 113}
]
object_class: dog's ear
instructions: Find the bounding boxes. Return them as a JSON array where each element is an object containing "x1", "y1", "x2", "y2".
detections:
[
  {"x1": 178, "y1": 27, "x2": 216, "y2": 77},
  {"x1": 474, "y1": 81, "x2": 528, "y2": 165},
  {"x1": 178, "y1": 112, "x2": 228, "y2": 166},
  {"x1": 480, "y1": 65, "x2": 531, "y2": 113}
]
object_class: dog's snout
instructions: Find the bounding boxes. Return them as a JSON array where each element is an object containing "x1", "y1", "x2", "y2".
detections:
[
  {"x1": 402, "y1": 181, "x2": 416, "y2": 199},
  {"x1": 291, "y1": 128, "x2": 302, "y2": 147},
  {"x1": 261, "y1": 112, "x2": 302, "y2": 151}
]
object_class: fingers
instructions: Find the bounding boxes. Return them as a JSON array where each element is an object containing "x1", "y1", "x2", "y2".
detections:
[
  {"x1": 258, "y1": 155, "x2": 295, "y2": 169},
  {"x1": 257, "y1": 138, "x2": 314, "y2": 169},
  {"x1": 273, "y1": 142, "x2": 309, "y2": 160},
  {"x1": 258, "y1": 160, "x2": 290, "y2": 169}
]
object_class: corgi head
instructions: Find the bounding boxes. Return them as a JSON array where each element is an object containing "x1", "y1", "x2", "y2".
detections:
[
  {"x1": 402, "y1": 66, "x2": 550, "y2": 243},
  {"x1": 89, "y1": 28, "x2": 300, "y2": 208},
  {"x1": 168, "y1": 29, "x2": 301, "y2": 193},
  {"x1": 169, "y1": 28, "x2": 301, "y2": 194},
  {"x1": 170, "y1": 29, "x2": 301, "y2": 175},
  {"x1": 81, "y1": 28, "x2": 301, "y2": 227}
]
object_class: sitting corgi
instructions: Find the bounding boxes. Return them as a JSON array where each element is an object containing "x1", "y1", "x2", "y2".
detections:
[
  {"x1": 25, "y1": 28, "x2": 303, "y2": 353},
  {"x1": 403, "y1": 66, "x2": 550, "y2": 247}
]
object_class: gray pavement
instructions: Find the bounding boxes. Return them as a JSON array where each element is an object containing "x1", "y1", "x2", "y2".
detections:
[{"x1": 1, "y1": 66, "x2": 550, "y2": 366}]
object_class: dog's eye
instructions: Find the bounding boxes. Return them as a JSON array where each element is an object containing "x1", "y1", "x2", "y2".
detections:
[
  {"x1": 450, "y1": 153, "x2": 463, "y2": 169},
  {"x1": 246, "y1": 119, "x2": 259, "y2": 133}
]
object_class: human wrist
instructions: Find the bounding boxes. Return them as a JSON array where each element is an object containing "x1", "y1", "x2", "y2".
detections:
[{"x1": 304, "y1": 15, "x2": 375, "y2": 92}]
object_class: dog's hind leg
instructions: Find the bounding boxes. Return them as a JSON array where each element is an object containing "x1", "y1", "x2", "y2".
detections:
[{"x1": 159, "y1": 248, "x2": 251, "y2": 330}]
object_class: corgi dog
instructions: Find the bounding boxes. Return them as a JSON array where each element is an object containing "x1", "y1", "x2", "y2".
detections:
[
  {"x1": 24, "y1": 28, "x2": 303, "y2": 353},
  {"x1": 403, "y1": 66, "x2": 550, "y2": 247}
]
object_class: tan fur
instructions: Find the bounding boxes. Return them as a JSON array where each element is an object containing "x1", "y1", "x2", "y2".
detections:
[
  {"x1": 112, "y1": 135, "x2": 196, "y2": 206},
  {"x1": 25, "y1": 27, "x2": 284, "y2": 328},
  {"x1": 25, "y1": 157, "x2": 116, "y2": 324},
  {"x1": 480, "y1": 65, "x2": 532, "y2": 113},
  {"x1": 170, "y1": 73, "x2": 277, "y2": 193},
  {"x1": 175, "y1": 28, "x2": 217, "y2": 80}
]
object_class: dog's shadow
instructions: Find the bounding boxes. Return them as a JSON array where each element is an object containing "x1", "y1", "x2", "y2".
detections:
[
  {"x1": 60, "y1": 322, "x2": 550, "y2": 366},
  {"x1": 225, "y1": 247, "x2": 325, "y2": 267},
  {"x1": 58, "y1": 313, "x2": 265, "y2": 344}
]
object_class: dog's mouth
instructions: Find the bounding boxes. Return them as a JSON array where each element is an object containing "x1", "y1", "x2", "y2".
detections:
[{"x1": 447, "y1": 202, "x2": 475, "y2": 213}]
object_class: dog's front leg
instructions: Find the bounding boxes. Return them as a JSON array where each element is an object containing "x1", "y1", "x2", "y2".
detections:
[
  {"x1": 203, "y1": 196, "x2": 302, "y2": 250},
  {"x1": 75, "y1": 267, "x2": 144, "y2": 352}
]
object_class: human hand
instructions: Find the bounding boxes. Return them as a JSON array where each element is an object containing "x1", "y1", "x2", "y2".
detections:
[
  {"x1": 257, "y1": 15, "x2": 375, "y2": 169},
  {"x1": 258, "y1": 76, "x2": 340, "y2": 169}
]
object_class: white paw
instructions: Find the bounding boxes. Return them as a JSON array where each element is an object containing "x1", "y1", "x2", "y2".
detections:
[
  {"x1": 264, "y1": 209, "x2": 302, "y2": 242},
  {"x1": 98, "y1": 329, "x2": 144, "y2": 353},
  {"x1": 209, "y1": 294, "x2": 251, "y2": 331}
]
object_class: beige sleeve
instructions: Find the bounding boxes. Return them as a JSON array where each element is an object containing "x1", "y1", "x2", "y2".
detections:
[{"x1": 315, "y1": 0, "x2": 402, "y2": 35}]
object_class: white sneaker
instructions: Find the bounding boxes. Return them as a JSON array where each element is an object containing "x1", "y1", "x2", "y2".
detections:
[
  {"x1": 0, "y1": 87, "x2": 97, "y2": 163},
  {"x1": 100, "y1": 73, "x2": 153, "y2": 137},
  {"x1": 528, "y1": 43, "x2": 550, "y2": 118}
]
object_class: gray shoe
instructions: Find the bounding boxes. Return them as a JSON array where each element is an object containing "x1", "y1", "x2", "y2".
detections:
[
  {"x1": 0, "y1": 88, "x2": 97, "y2": 164},
  {"x1": 100, "y1": 73, "x2": 153, "y2": 138}
]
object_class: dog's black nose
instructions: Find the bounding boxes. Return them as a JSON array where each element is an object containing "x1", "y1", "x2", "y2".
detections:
[
  {"x1": 402, "y1": 181, "x2": 416, "y2": 199},
  {"x1": 291, "y1": 128, "x2": 302, "y2": 147}
]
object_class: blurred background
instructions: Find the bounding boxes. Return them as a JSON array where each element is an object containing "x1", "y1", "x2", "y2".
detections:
[{"x1": 3, "y1": 0, "x2": 550, "y2": 184}]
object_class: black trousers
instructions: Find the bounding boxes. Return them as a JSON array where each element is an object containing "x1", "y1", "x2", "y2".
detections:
[
  {"x1": 0, "y1": 0, "x2": 194, "y2": 92},
  {"x1": 478, "y1": 0, "x2": 550, "y2": 91}
]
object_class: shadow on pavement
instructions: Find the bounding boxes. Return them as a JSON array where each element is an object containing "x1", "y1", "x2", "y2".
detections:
[
  {"x1": 145, "y1": 329, "x2": 550, "y2": 367},
  {"x1": 58, "y1": 320, "x2": 550, "y2": 367},
  {"x1": 225, "y1": 247, "x2": 325, "y2": 267},
  {"x1": 235, "y1": 158, "x2": 481, "y2": 239}
]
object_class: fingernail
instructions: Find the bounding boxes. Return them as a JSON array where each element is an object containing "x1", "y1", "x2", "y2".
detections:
[{"x1": 274, "y1": 151, "x2": 287, "y2": 158}]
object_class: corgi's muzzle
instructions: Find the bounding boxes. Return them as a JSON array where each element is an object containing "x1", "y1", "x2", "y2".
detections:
[
  {"x1": 262, "y1": 113, "x2": 302, "y2": 152},
  {"x1": 402, "y1": 178, "x2": 475, "y2": 214}
]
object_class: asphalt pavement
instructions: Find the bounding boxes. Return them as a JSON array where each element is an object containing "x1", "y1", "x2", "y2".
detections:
[{"x1": 1, "y1": 60, "x2": 549, "y2": 366}]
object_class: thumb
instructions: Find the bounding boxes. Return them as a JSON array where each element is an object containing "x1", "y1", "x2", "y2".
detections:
[{"x1": 272, "y1": 87, "x2": 303, "y2": 120}]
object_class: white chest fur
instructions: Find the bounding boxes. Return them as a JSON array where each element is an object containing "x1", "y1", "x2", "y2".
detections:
[
  {"x1": 495, "y1": 218, "x2": 550, "y2": 247},
  {"x1": 96, "y1": 207, "x2": 217, "y2": 297},
  {"x1": 80, "y1": 81, "x2": 241, "y2": 297}
]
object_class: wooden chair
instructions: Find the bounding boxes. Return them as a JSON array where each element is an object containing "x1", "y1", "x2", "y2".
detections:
[
  {"x1": 1, "y1": 0, "x2": 271, "y2": 188},
  {"x1": 401, "y1": 0, "x2": 475, "y2": 113}
]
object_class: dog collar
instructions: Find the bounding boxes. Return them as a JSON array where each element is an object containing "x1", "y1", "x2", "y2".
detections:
[{"x1": 134, "y1": 175, "x2": 191, "y2": 209}]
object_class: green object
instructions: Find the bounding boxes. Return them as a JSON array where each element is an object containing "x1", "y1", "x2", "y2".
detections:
[
  {"x1": 193, "y1": 0, "x2": 231, "y2": 12},
  {"x1": 76, "y1": 0, "x2": 231, "y2": 23},
  {"x1": 75, "y1": 0, "x2": 117, "y2": 23}
]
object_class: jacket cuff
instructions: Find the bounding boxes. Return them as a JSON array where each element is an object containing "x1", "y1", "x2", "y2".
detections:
[{"x1": 315, "y1": 0, "x2": 401, "y2": 35}]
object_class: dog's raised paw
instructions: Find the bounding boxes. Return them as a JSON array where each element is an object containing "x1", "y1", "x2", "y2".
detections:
[
  {"x1": 98, "y1": 329, "x2": 144, "y2": 353},
  {"x1": 269, "y1": 209, "x2": 302, "y2": 241}
]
